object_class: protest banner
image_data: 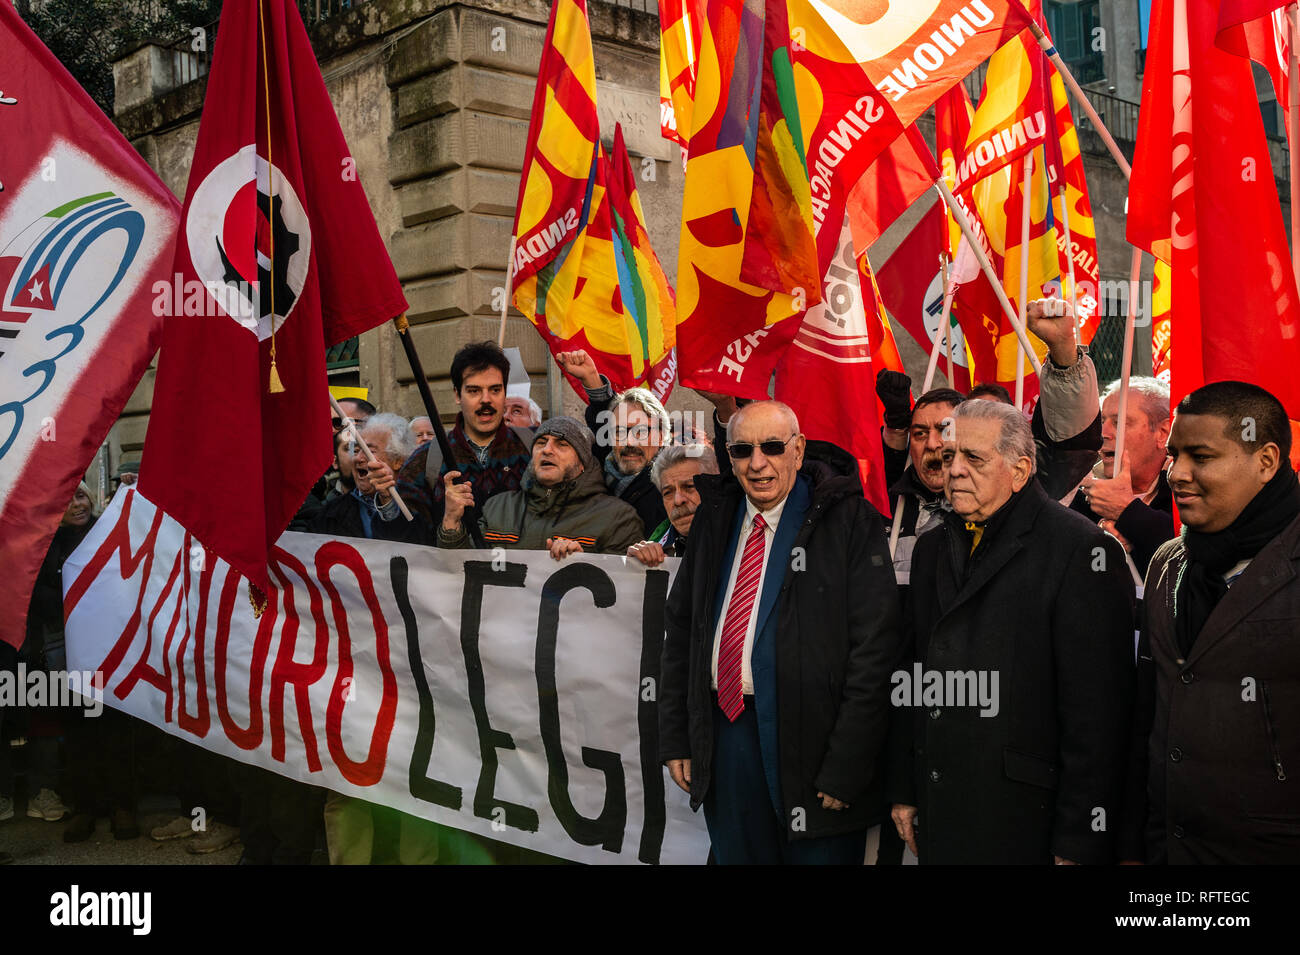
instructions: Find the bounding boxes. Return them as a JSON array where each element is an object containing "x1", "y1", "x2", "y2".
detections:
[{"x1": 63, "y1": 488, "x2": 709, "y2": 865}]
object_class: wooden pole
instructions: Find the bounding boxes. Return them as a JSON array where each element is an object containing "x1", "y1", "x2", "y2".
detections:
[
  {"x1": 1057, "y1": 185, "x2": 1079, "y2": 320},
  {"x1": 935, "y1": 180, "x2": 1043, "y2": 374},
  {"x1": 1015, "y1": 152, "x2": 1033, "y2": 409},
  {"x1": 923, "y1": 272, "x2": 957, "y2": 393},
  {"x1": 1112, "y1": 248, "x2": 1144, "y2": 471},
  {"x1": 1027, "y1": 20, "x2": 1131, "y2": 180},
  {"x1": 941, "y1": 252, "x2": 955, "y2": 385},
  {"x1": 497, "y1": 237, "x2": 516, "y2": 349},
  {"x1": 329, "y1": 392, "x2": 414, "y2": 522},
  {"x1": 392, "y1": 313, "x2": 487, "y2": 548}
]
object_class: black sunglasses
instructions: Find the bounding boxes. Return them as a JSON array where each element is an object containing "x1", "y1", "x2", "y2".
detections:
[{"x1": 726, "y1": 434, "x2": 798, "y2": 459}]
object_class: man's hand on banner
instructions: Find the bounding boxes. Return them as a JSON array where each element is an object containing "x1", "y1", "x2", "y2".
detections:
[
  {"x1": 627, "y1": 540, "x2": 666, "y2": 567},
  {"x1": 1026, "y1": 297, "x2": 1080, "y2": 368},
  {"x1": 556, "y1": 349, "x2": 602, "y2": 390},
  {"x1": 891, "y1": 803, "x2": 919, "y2": 857},
  {"x1": 441, "y1": 471, "x2": 475, "y2": 531},
  {"x1": 547, "y1": 537, "x2": 584, "y2": 561},
  {"x1": 666, "y1": 758, "x2": 691, "y2": 794}
]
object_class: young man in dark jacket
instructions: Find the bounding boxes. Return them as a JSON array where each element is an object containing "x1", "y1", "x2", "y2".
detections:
[
  {"x1": 658, "y1": 400, "x2": 904, "y2": 864},
  {"x1": 1138, "y1": 380, "x2": 1300, "y2": 864}
]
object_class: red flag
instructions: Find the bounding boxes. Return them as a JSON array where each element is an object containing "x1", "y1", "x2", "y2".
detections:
[
  {"x1": 775, "y1": 216, "x2": 890, "y2": 515},
  {"x1": 138, "y1": 0, "x2": 408, "y2": 595},
  {"x1": 1217, "y1": 0, "x2": 1292, "y2": 122},
  {"x1": 1129, "y1": 0, "x2": 1300, "y2": 422},
  {"x1": 846, "y1": 125, "x2": 940, "y2": 252},
  {"x1": 875, "y1": 203, "x2": 975, "y2": 393},
  {"x1": 0, "y1": 4, "x2": 179, "y2": 648}
]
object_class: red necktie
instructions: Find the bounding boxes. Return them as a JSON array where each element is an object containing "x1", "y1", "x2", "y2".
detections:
[{"x1": 717, "y1": 513, "x2": 768, "y2": 721}]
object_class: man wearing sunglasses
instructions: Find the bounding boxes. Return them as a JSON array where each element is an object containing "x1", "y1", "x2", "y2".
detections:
[{"x1": 659, "y1": 400, "x2": 904, "y2": 864}]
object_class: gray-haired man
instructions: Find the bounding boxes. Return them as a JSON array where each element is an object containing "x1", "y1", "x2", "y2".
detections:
[
  {"x1": 627, "y1": 443, "x2": 720, "y2": 567},
  {"x1": 888, "y1": 399, "x2": 1135, "y2": 865}
]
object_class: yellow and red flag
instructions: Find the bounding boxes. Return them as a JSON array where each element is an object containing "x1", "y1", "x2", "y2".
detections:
[
  {"x1": 607, "y1": 125, "x2": 678, "y2": 400},
  {"x1": 659, "y1": 0, "x2": 703, "y2": 149},
  {"x1": 1151, "y1": 258, "x2": 1172, "y2": 384},
  {"x1": 510, "y1": 0, "x2": 600, "y2": 290},
  {"x1": 675, "y1": 0, "x2": 813, "y2": 397}
]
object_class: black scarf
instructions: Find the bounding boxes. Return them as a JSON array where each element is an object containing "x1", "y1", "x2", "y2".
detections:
[{"x1": 1175, "y1": 464, "x2": 1300, "y2": 656}]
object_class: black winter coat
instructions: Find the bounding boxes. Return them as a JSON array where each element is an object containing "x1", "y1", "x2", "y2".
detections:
[
  {"x1": 889, "y1": 479, "x2": 1136, "y2": 864},
  {"x1": 1139, "y1": 514, "x2": 1300, "y2": 864},
  {"x1": 659, "y1": 441, "x2": 905, "y2": 840},
  {"x1": 305, "y1": 491, "x2": 429, "y2": 545}
]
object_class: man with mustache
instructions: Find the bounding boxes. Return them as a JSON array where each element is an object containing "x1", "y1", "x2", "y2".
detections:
[
  {"x1": 627, "y1": 443, "x2": 720, "y2": 567},
  {"x1": 392, "y1": 342, "x2": 532, "y2": 537},
  {"x1": 556, "y1": 349, "x2": 672, "y2": 538},
  {"x1": 1138, "y1": 381, "x2": 1300, "y2": 864}
]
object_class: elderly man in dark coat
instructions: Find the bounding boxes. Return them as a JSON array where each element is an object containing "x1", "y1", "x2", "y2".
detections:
[
  {"x1": 659, "y1": 400, "x2": 904, "y2": 864},
  {"x1": 889, "y1": 398, "x2": 1135, "y2": 864},
  {"x1": 1138, "y1": 381, "x2": 1300, "y2": 864}
]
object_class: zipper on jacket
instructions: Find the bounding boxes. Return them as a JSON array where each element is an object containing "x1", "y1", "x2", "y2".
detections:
[{"x1": 1262, "y1": 683, "x2": 1287, "y2": 781}]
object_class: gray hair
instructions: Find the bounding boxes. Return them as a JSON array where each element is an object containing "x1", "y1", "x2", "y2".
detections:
[
  {"x1": 410, "y1": 415, "x2": 432, "y2": 429},
  {"x1": 725, "y1": 400, "x2": 801, "y2": 442},
  {"x1": 360, "y1": 412, "x2": 416, "y2": 465},
  {"x1": 951, "y1": 399, "x2": 1036, "y2": 475},
  {"x1": 650, "y1": 443, "x2": 719, "y2": 490},
  {"x1": 1101, "y1": 376, "x2": 1170, "y2": 429},
  {"x1": 611, "y1": 386, "x2": 672, "y2": 441}
]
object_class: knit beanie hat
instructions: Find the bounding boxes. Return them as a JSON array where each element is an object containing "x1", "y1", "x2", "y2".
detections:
[{"x1": 533, "y1": 416, "x2": 596, "y2": 471}]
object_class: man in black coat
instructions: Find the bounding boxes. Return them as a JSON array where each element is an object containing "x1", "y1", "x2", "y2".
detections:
[
  {"x1": 889, "y1": 398, "x2": 1135, "y2": 864},
  {"x1": 659, "y1": 400, "x2": 904, "y2": 864},
  {"x1": 1139, "y1": 381, "x2": 1300, "y2": 863}
]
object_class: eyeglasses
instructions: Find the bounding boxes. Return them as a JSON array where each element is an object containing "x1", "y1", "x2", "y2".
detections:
[{"x1": 726, "y1": 434, "x2": 798, "y2": 459}]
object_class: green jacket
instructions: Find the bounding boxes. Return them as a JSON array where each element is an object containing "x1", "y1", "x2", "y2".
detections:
[{"x1": 437, "y1": 465, "x2": 643, "y2": 555}]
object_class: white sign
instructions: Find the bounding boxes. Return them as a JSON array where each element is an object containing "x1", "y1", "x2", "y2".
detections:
[{"x1": 63, "y1": 488, "x2": 709, "y2": 865}]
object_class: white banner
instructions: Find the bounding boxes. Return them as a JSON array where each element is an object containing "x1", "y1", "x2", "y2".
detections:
[{"x1": 63, "y1": 488, "x2": 709, "y2": 865}]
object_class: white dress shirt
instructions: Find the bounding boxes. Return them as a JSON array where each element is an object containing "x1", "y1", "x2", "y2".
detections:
[{"x1": 711, "y1": 494, "x2": 788, "y2": 695}]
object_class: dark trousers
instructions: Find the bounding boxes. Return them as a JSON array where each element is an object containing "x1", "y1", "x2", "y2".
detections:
[
  {"x1": 65, "y1": 706, "x2": 136, "y2": 816},
  {"x1": 234, "y1": 762, "x2": 322, "y2": 865},
  {"x1": 704, "y1": 699, "x2": 866, "y2": 865}
]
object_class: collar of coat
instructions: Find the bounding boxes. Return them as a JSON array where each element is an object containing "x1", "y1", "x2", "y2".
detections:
[
  {"x1": 448, "y1": 413, "x2": 531, "y2": 464},
  {"x1": 522, "y1": 462, "x2": 608, "y2": 514}
]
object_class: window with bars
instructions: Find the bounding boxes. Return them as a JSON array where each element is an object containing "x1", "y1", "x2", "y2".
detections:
[{"x1": 1045, "y1": 0, "x2": 1105, "y2": 85}]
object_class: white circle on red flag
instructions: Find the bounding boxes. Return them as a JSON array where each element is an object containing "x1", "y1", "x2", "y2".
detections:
[{"x1": 185, "y1": 143, "x2": 311, "y2": 341}]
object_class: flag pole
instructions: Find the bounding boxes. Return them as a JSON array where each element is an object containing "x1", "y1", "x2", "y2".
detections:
[
  {"x1": 497, "y1": 237, "x2": 516, "y2": 349},
  {"x1": 923, "y1": 260, "x2": 956, "y2": 393},
  {"x1": 329, "y1": 392, "x2": 414, "y2": 522},
  {"x1": 935, "y1": 179, "x2": 1043, "y2": 374},
  {"x1": 1057, "y1": 183, "x2": 1079, "y2": 318},
  {"x1": 1288, "y1": 5, "x2": 1300, "y2": 291},
  {"x1": 393, "y1": 313, "x2": 487, "y2": 548},
  {"x1": 1015, "y1": 152, "x2": 1033, "y2": 409},
  {"x1": 941, "y1": 251, "x2": 956, "y2": 385},
  {"x1": 1112, "y1": 248, "x2": 1144, "y2": 470},
  {"x1": 1027, "y1": 20, "x2": 1132, "y2": 179}
]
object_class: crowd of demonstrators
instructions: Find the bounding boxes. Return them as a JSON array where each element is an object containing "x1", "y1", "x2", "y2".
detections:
[
  {"x1": 879, "y1": 299, "x2": 1101, "y2": 591},
  {"x1": 11, "y1": 301, "x2": 1300, "y2": 868}
]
